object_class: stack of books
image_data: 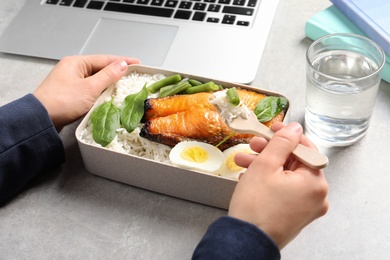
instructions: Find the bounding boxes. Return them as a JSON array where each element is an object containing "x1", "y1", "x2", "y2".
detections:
[{"x1": 305, "y1": 0, "x2": 390, "y2": 83}]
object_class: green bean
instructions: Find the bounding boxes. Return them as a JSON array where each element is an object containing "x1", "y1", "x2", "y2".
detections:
[
  {"x1": 159, "y1": 84, "x2": 173, "y2": 94},
  {"x1": 147, "y1": 74, "x2": 182, "y2": 93},
  {"x1": 159, "y1": 80, "x2": 192, "y2": 97},
  {"x1": 184, "y1": 81, "x2": 220, "y2": 94},
  {"x1": 188, "y1": 79, "x2": 203, "y2": 86},
  {"x1": 226, "y1": 87, "x2": 240, "y2": 106}
]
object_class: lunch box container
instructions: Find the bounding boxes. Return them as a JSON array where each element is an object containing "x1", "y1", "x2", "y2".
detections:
[{"x1": 76, "y1": 65, "x2": 290, "y2": 209}]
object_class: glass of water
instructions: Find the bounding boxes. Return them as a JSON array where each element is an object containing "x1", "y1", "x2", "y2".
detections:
[{"x1": 305, "y1": 33, "x2": 385, "y2": 147}]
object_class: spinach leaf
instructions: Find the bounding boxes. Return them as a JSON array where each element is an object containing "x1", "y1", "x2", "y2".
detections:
[
  {"x1": 91, "y1": 98, "x2": 121, "y2": 147},
  {"x1": 121, "y1": 84, "x2": 149, "y2": 133},
  {"x1": 254, "y1": 96, "x2": 288, "y2": 122}
]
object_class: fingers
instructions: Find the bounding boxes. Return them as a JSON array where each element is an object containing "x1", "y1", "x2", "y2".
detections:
[
  {"x1": 234, "y1": 153, "x2": 258, "y2": 168},
  {"x1": 82, "y1": 54, "x2": 140, "y2": 74},
  {"x1": 88, "y1": 60, "x2": 128, "y2": 94},
  {"x1": 271, "y1": 122, "x2": 317, "y2": 150},
  {"x1": 253, "y1": 122, "x2": 303, "y2": 172},
  {"x1": 86, "y1": 55, "x2": 137, "y2": 94},
  {"x1": 235, "y1": 122, "x2": 319, "y2": 172},
  {"x1": 234, "y1": 137, "x2": 267, "y2": 168},
  {"x1": 269, "y1": 122, "x2": 285, "y2": 132},
  {"x1": 249, "y1": 136, "x2": 268, "y2": 153},
  {"x1": 234, "y1": 123, "x2": 309, "y2": 170}
]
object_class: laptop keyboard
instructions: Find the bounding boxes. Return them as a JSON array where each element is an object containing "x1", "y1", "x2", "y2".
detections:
[{"x1": 45, "y1": 0, "x2": 259, "y2": 26}]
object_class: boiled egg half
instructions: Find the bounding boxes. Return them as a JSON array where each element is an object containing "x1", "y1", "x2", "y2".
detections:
[
  {"x1": 220, "y1": 144, "x2": 256, "y2": 180},
  {"x1": 169, "y1": 141, "x2": 224, "y2": 174}
]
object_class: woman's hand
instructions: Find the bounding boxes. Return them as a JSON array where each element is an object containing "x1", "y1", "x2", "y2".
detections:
[
  {"x1": 33, "y1": 55, "x2": 140, "y2": 131},
  {"x1": 229, "y1": 122, "x2": 329, "y2": 249}
]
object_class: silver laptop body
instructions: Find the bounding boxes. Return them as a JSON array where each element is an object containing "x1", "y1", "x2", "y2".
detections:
[{"x1": 0, "y1": 0, "x2": 279, "y2": 83}]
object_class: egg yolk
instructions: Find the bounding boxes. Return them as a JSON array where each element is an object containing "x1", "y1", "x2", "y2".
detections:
[
  {"x1": 226, "y1": 152, "x2": 243, "y2": 172},
  {"x1": 226, "y1": 149, "x2": 253, "y2": 172},
  {"x1": 180, "y1": 146, "x2": 208, "y2": 163}
]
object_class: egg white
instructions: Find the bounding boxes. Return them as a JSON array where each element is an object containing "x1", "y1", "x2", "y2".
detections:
[
  {"x1": 220, "y1": 144, "x2": 256, "y2": 180},
  {"x1": 169, "y1": 141, "x2": 224, "y2": 174}
]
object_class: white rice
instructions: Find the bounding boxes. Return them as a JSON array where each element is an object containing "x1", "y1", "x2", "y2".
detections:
[
  {"x1": 79, "y1": 72, "x2": 172, "y2": 163},
  {"x1": 209, "y1": 89, "x2": 251, "y2": 123}
]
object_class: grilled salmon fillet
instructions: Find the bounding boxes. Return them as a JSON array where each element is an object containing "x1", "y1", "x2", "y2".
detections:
[
  {"x1": 140, "y1": 88, "x2": 285, "y2": 150},
  {"x1": 140, "y1": 106, "x2": 254, "y2": 151},
  {"x1": 143, "y1": 89, "x2": 267, "y2": 121}
]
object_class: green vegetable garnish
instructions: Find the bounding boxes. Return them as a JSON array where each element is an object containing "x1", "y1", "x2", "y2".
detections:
[
  {"x1": 184, "y1": 81, "x2": 220, "y2": 94},
  {"x1": 226, "y1": 87, "x2": 240, "y2": 106},
  {"x1": 254, "y1": 96, "x2": 288, "y2": 122},
  {"x1": 147, "y1": 74, "x2": 181, "y2": 93},
  {"x1": 188, "y1": 79, "x2": 204, "y2": 86},
  {"x1": 91, "y1": 98, "x2": 121, "y2": 147},
  {"x1": 215, "y1": 131, "x2": 236, "y2": 148},
  {"x1": 159, "y1": 80, "x2": 192, "y2": 97},
  {"x1": 121, "y1": 84, "x2": 149, "y2": 133}
]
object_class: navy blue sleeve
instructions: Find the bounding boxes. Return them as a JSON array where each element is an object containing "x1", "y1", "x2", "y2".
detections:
[
  {"x1": 0, "y1": 94, "x2": 65, "y2": 204},
  {"x1": 192, "y1": 216, "x2": 281, "y2": 260}
]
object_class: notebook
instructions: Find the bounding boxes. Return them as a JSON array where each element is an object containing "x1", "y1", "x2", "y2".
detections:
[
  {"x1": 0, "y1": 0, "x2": 280, "y2": 84},
  {"x1": 329, "y1": 0, "x2": 390, "y2": 56},
  {"x1": 305, "y1": 5, "x2": 390, "y2": 83}
]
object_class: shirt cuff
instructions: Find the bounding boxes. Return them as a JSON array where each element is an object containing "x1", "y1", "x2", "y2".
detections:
[{"x1": 192, "y1": 216, "x2": 281, "y2": 260}]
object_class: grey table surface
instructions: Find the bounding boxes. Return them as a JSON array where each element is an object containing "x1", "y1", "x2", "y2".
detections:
[{"x1": 1, "y1": 0, "x2": 390, "y2": 259}]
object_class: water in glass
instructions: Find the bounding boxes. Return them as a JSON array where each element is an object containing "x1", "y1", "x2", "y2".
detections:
[{"x1": 305, "y1": 50, "x2": 380, "y2": 146}]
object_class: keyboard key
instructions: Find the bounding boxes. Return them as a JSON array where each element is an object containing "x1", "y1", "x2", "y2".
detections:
[
  {"x1": 179, "y1": 1, "x2": 192, "y2": 9},
  {"x1": 46, "y1": 0, "x2": 60, "y2": 4},
  {"x1": 137, "y1": 0, "x2": 150, "y2": 4},
  {"x1": 204, "y1": 0, "x2": 216, "y2": 2},
  {"x1": 208, "y1": 4, "x2": 221, "y2": 12},
  {"x1": 237, "y1": 20, "x2": 249, "y2": 26},
  {"x1": 223, "y1": 6, "x2": 254, "y2": 15},
  {"x1": 247, "y1": 0, "x2": 257, "y2": 7},
  {"x1": 87, "y1": 1, "x2": 105, "y2": 9},
  {"x1": 165, "y1": 0, "x2": 178, "y2": 7},
  {"x1": 218, "y1": 0, "x2": 231, "y2": 4},
  {"x1": 207, "y1": 17, "x2": 219, "y2": 23},
  {"x1": 222, "y1": 15, "x2": 235, "y2": 24},
  {"x1": 150, "y1": 0, "x2": 164, "y2": 5},
  {"x1": 60, "y1": 0, "x2": 74, "y2": 6},
  {"x1": 193, "y1": 3, "x2": 206, "y2": 10},
  {"x1": 104, "y1": 2, "x2": 174, "y2": 17},
  {"x1": 174, "y1": 10, "x2": 192, "y2": 19},
  {"x1": 192, "y1": 12, "x2": 206, "y2": 21},
  {"x1": 124, "y1": 0, "x2": 136, "y2": 2},
  {"x1": 233, "y1": 0, "x2": 245, "y2": 6},
  {"x1": 73, "y1": 0, "x2": 88, "y2": 7}
]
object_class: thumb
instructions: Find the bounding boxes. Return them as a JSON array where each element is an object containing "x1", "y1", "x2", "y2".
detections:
[{"x1": 88, "y1": 60, "x2": 128, "y2": 93}]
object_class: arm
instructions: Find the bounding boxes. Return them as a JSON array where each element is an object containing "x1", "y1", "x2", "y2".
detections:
[
  {"x1": 192, "y1": 216, "x2": 280, "y2": 259},
  {"x1": 0, "y1": 55, "x2": 140, "y2": 204},
  {"x1": 0, "y1": 94, "x2": 64, "y2": 204},
  {"x1": 193, "y1": 122, "x2": 328, "y2": 258}
]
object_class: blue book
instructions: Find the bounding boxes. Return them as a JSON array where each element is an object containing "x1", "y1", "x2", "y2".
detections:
[
  {"x1": 305, "y1": 5, "x2": 390, "y2": 83},
  {"x1": 330, "y1": 0, "x2": 390, "y2": 56}
]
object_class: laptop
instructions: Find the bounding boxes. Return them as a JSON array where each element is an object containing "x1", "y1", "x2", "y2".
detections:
[{"x1": 0, "y1": 0, "x2": 279, "y2": 83}]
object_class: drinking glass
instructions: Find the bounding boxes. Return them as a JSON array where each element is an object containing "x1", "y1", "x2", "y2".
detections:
[{"x1": 305, "y1": 33, "x2": 385, "y2": 147}]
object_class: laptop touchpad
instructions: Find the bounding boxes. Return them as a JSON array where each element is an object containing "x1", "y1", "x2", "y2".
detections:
[{"x1": 81, "y1": 18, "x2": 178, "y2": 66}]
